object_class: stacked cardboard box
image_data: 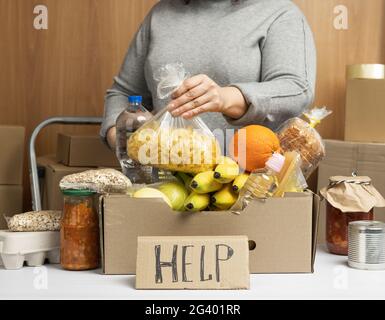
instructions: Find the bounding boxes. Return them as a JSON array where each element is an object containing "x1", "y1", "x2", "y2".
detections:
[
  {"x1": 317, "y1": 78, "x2": 385, "y2": 243},
  {"x1": 56, "y1": 133, "x2": 119, "y2": 167},
  {"x1": 0, "y1": 126, "x2": 25, "y2": 229},
  {"x1": 317, "y1": 140, "x2": 385, "y2": 243},
  {"x1": 38, "y1": 133, "x2": 119, "y2": 210}
]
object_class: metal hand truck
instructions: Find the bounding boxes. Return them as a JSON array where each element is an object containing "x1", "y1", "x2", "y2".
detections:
[{"x1": 29, "y1": 117, "x2": 103, "y2": 211}]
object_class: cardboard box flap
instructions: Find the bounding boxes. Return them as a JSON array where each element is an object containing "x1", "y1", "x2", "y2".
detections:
[{"x1": 311, "y1": 193, "x2": 321, "y2": 271}]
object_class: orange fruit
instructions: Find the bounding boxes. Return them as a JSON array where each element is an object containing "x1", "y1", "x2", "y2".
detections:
[{"x1": 229, "y1": 125, "x2": 281, "y2": 172}]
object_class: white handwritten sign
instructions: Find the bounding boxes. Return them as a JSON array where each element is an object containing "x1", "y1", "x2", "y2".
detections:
[{"x1": 136, "y1": 236, "x2": 250, "y2": 290}]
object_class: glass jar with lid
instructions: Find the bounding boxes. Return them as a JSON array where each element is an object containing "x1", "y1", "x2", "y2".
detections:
[
  {"x1": 321, "y1": 176, "x2": 385, "y2": 255},
  {"x1": 61, "y1": 189, "x2": 100, "y2": 270}
]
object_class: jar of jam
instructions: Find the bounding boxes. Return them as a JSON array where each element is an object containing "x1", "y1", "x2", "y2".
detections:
[
  {"x1": 326, "y1": 202, "x2": 373, "y2": 255},
  {"x1": 321, "y1": 176, "x2": 385, "y2": 256},
  {"x1": 61, "y1": 189, "x2": 100, "y2": 270}
]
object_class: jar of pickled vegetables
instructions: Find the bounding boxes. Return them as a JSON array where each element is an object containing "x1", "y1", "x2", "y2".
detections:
[
  {"x1": 61, "y1": 189, "x2": 100, "y2": 270},
  {"x1": 321, "y1": 176, "x2": 385, "y2": 256}
]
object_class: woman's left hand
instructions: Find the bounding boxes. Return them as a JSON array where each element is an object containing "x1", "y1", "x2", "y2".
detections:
[{"x1": 167, "y1": 74, "x2": 248, "y2": 120}]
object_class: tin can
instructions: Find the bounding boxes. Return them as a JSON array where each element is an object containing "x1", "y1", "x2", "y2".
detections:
[{"x1": 348, "y1": 221, "x2": 385, "y2": 270}]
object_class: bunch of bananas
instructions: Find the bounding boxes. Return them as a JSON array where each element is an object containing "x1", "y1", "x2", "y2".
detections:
[{"x1": 175, "y1": 156, "x2": 250, "y2": 212}]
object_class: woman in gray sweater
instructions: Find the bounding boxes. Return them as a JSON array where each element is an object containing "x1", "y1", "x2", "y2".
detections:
[{"x1": 102, "y1": 0, "x2": 316, "y2": 148}]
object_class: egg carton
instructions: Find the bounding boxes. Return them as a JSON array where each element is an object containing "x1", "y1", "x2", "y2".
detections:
[{"x1": 0, "y1": 230, "x2": 60, "y2": 270}]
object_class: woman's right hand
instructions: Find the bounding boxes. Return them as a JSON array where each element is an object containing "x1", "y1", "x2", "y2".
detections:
[{"x1": 107, "y1": 126, "x2": 117, "y2": 150}]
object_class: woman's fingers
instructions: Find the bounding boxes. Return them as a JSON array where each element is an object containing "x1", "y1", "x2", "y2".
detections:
[
  {"x1": 182, "y1": 102, "x2": 215, "y2": 119},
  {"x1": 171, "y1": 74, "x2": 207, "y2": 99},
  {"x1": 170, "y1": 92, "x2": 213, "y2": 117},
  {"x1": 168, "y1": 82, "x2": 209, "y2": 113}
]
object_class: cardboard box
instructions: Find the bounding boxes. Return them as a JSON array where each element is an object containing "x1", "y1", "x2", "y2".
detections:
[
  {"x1": 317, "y1": 140, "x2": 385, "y2": 243},
  {"x1": 136, "y1": 236, "x2": 250, "y2": 290},
  {"x1": 100, "y1": 192, "x2": 319, "y2": 275},
  {"x1": 37, "y1": 156, "x2": 94, "y2": 210},
  {"x1": 0, "y1": 126, "x2": 25, "y2": 185},
  {"x1": 345, "y1": 79, "x2": 385, "y2": 143},
  {"x1": 57, "y1": 133, "x2": 119, "y2": 167},
  {"x1": 0, "y1": 185, "x2": 23, "y2": 229}
]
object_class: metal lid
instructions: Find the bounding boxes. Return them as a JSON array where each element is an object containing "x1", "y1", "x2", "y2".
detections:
[
  {"x1": 349, "y1": 220, "x2": 385, "y2": 233},
  {"x1": 61, "y1": 189, "x2": 96, "y2": 196}
]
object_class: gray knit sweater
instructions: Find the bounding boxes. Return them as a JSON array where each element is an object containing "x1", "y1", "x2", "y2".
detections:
[{"x1": 101, "y1": 0, "x2": 316, "y2": 140}]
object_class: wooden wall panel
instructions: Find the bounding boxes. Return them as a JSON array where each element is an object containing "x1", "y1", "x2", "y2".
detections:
[
  {"x1": 0, "y1": 0, "x2": 384, "y2": 210},
  {"x1": 293, "y1": 0, "x2": 385, "y2": 139}
]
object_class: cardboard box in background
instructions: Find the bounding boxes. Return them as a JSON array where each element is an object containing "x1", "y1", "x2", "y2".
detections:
[
  {"x1": 345, "y1": 79, "x2": 385, "y2": 143},
  {"x1": 0, "y1": 185, "x2": 23, "y2": 229},
  {"x1": 37, "y1": 156, "x2": 95, "y2": 210},
  {"x1": 57, "y1": 134, "x2": 119, "y2": 167},
  {"x1": 100, "y1": 192, "x2": 319, "y2": 275},
  {"x1": 317, "y1": 140, "x2": 385, "y2": 243},
  {"x1": 0, "y1": 126, "x2": 25, "y2": 185}
]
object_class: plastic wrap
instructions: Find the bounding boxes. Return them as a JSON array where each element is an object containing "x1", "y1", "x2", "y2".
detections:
[
  {"x1": 127, "y1": 63, "x2": 221, "y2": 173},
  {"x1": 277, "y1": 107, "x2": 332, "y2": 178}
]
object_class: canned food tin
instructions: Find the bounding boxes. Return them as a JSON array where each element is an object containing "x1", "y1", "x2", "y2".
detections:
[{"x1": 348, "y1": 221, "x2": 385, "y2": 270}]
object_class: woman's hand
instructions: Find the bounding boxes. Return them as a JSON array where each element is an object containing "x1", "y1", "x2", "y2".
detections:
[{"x1": 167, "y1": 74, "x2": 248, "y2": 120}]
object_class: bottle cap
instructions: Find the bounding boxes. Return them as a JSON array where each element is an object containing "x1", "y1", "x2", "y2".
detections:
[
  {"x1": 128, "y1": 96, "x2": 142, "y2": 104},
  {"x1": 266, "y1": 153, "x2": 285, "y2": 173}
]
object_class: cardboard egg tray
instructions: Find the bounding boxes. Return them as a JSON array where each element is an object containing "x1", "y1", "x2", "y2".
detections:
[{"x1": 0, "y1": 230, "x2": 60, "y2": 270}]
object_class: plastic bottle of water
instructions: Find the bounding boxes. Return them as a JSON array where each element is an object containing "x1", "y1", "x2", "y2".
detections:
[{"x1": 116, "y1": 96, "x2": 154, "y2": 184}]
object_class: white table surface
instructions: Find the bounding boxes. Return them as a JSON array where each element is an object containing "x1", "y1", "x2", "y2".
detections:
[{"x1": 1, "y1": 246, "x2": 384, "y2": 300}]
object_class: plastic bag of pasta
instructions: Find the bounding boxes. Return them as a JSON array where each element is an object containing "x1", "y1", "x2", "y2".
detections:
[
  {"x1": 127, "y1": 63, "x2": 221, "y2": 174},
  {"x1": 277, "y1": 107, "x2": 332, "y2": 178}
]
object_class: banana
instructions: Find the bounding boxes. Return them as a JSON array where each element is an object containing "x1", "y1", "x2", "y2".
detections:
[
  {"x1": 175, "y1": 172, "x2": 193, "y2": 190},
  {"x1": 211, "y1": 184, "x2": 238, "y2": 210},
  {"x1": 213, "y1": 156, "x2": 240, "y2": 183},
  {"x1": 190, "y1": 171, "x2": 223, "y2": 194},
  {"x1": 232, "y1": 173, "x2": 250, "y2": 193},
  {"x1": 184, "y1": 192, "x2": 210, "y2": 212}
]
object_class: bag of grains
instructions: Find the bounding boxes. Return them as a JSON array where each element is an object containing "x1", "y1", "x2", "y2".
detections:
[
  {"x1": 59, "y1": 168, "x2": 132, "y2": 194},
  {"x1": 6, "y1": 211, "x2": 62, "y2": 232}
]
